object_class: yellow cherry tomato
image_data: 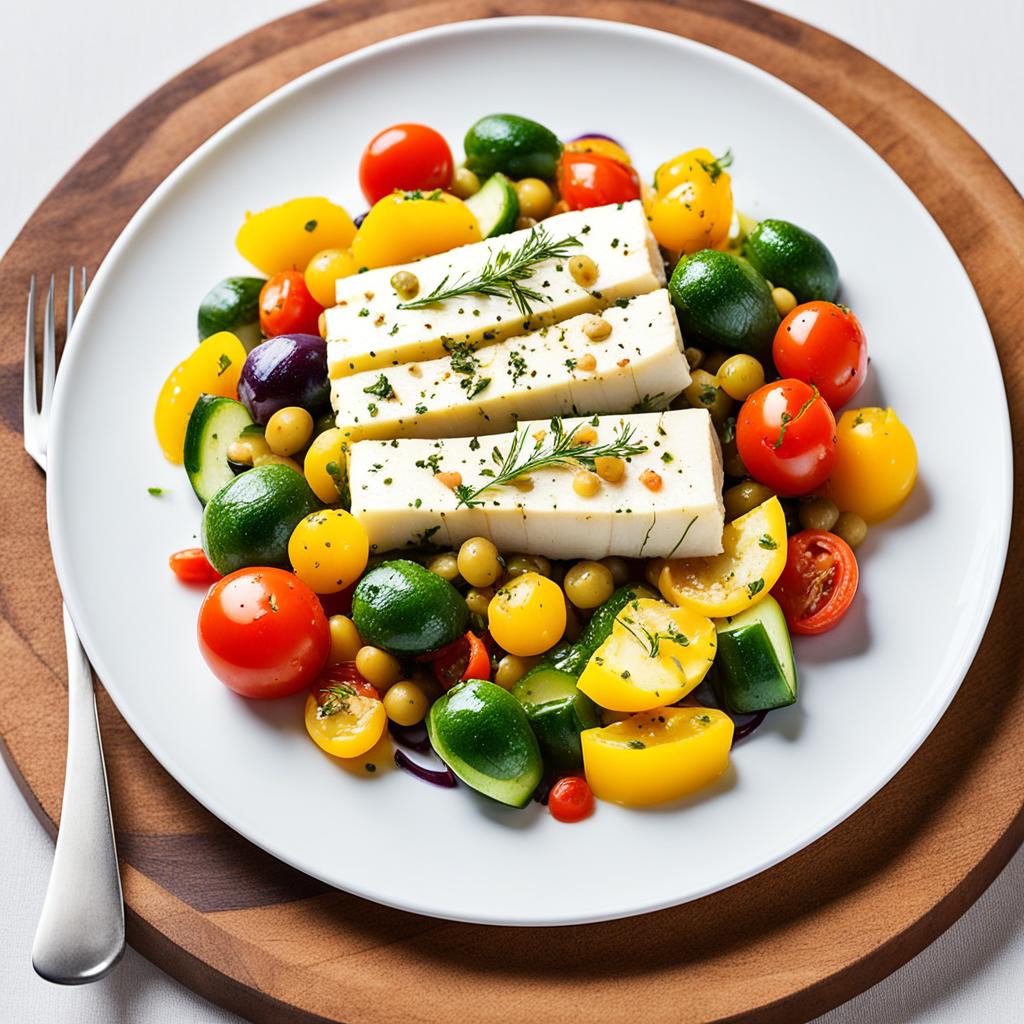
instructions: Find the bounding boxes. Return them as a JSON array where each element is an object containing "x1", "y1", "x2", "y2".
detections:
[
  {"x1": 288, "y1": 510, "x2": 369, "y2": 594},
  {"x1": 659, "y1": 497, "x2": 787, "y2": 617},
  {"x1": 564, "y1": 137, "x2": 632, "y2": 166},
  {"x1": 577, "y1": 598, "x2": 717, "y2": 712},
  {"x1": 305, "y1": 247, "x2": 360, "y2": 307},
  {"x1": 581, "y1": 706, "x2": 734, "y2": 806},
  {"x1": 304, "y1": 692, "x2": 386, "y2": 759},
  {"x1": 304, "y1": 428, "x2": 347, "y2": 504},
  {"x1": 351, "y1": 191, "x2": 481, "y2": 270},
  {"x1": 822, "y1": 408, "x2": 918, "y2": 523},
  {"x1": 644, "y1": 147, "x2": 734, "y2": 254},
  {"x1": 487, "y1": 572, "x2": 566, "y2": 657},
  {"x1": 236, "y1": 197, "x2": 357, "y2": 276},
  {"x1": 153, "y1": 331, "x2": 246, "y2": 463}
]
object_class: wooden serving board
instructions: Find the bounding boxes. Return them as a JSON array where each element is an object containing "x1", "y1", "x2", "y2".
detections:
[{"x1": 1, "y1": 2, "x2": 1022, "y2": 1021}]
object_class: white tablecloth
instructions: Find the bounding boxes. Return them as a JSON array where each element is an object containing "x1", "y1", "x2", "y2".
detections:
[{"x1": 2, "y1": 2, "x2": 1021, "y2": 1020}]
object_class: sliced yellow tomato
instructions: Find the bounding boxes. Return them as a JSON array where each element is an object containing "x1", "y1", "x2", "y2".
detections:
[
  {"x1": 153, "y1": 331, "x2": 246, "y2": 463},
  {"x1": 303, "y1": 427, "x2": 348, "y2": 504},
  {"x1": 304, "y1": 692, "x2": 386, "y2": 759},
  {"x1": 351, "y1": 191, "x2": 481, "y2": 270},
  {"x1": 577, "y1": 598, "x2": 716, "y2": 712},
  {"x1": 821, "y1": 407, "x2": 917, "y2": 523},
  {"x1": 582, "y1": 706, "x2": 734, "y2": 806},
  {"x1": 659, "y1": 496, "x2": 787, "y2": 617},
  {"x1": 236, "y1": 197, "x2": 357, "y2": 276}
]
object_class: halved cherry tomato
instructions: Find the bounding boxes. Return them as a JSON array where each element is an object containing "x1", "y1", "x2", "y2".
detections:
[
  {"x1": 548, "y1": 775, "x2": 595, "y2": 823},
  {"x1": 736, "y1": 379, "x2": 837, "y2": 496},
  {"x1": 168, "y1": 547, "x2": 221, "y2": 584},
  {"x1": 259, "y1": 271, "x2": 324, "y2": 338},
  {"x1": 556, "y1": 151, "x2": 641, "y2": 211},
  {"x1": 773, "y1": 530, "x2": 859, "y2": 635},
  {"x1": 314, "y1": 662, "x2": 381, "y2": 703},
  {"x1": 197, "y1": 567, "x2": 330, "y2": 698},
  {"x1": 773, "y1": 301, "x2": 868, "y2": 409},
  {"x1": 359, "y1": 123, "x2": 454, "y2": 205},
  {"x1": 423, "y1": 631, "x2": 490, "y2": 689}
]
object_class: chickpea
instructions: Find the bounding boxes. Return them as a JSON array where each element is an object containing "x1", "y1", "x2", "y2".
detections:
[
  {"x1": 702, "y1": 351, "x2": 729, "y2": 375},
  {"x1": 595, "y1": 456, "x2": 625, "y2": 483},
  {"x1": 717, "y1": 354, "x2": 766, "y2": 402},
  {"x1": 564, "y1": 561, "x2": 615, "y2": 609},
  {"x1": 253, "y1": 452, "x2": 303, "y2": 473},
  {"x1": 572, "y1": 425, "x2": 598, "y2": 446},
  {"x1": 265, "y1": 406, "x2": 314, "y2": 457},
  {"x1": 328, "y1": 615, "x2": 362, "y2": 664},
  {"x1": 390, "y1": 270, "x2": 420, "y2": 301},
  {"x1": 684, "y1": 346, "x2": 705, "y2": 371},
  {"x1": 515, "y1": 178, "x2": 554, "y2": 220},
  {"x1": 833, "y1": 510, "x2": 868, "y2": 549},
  {"x1": 724, "y1": 480, "x2": 775, "y2": 521},
  {"x1": 576, "y1": 353, "x2": 597, "y2": 371},
  {"x1": 494, "y1": 655, "x2": 533, "y2": 690},
  {"x1": 601, "y1": 556, "x2": 630, "y2": 587},
  {"x1": 683, "y1": 369, "x2": 733, "y2": 422},
  {"x1": 457, "y1": 537, "x2": 502, "y2": 587},
  {"x1": 450, "y1": 166, "x2": 481, "y2": 200},
  {"x1": 639, "y1": 469, "x2": 663, "y2": 492},
  {"x1": 355, "y1": 645, "x2": 402, "y2": 690},
  {"x1": 799, "y1": 496, "x2": 840, "y2": 532},
  {"x1": 426, "y1": 552, "x2": 460, "y2": 582},
  {"x1": 383, "y1": 681, "x2": 429, "y2": 726},
  {"x1": 229, "y1": 433, "x2": 270, "y2": 466},
  {"x1": 465, "y1": 586, "x2": 495, "y2": 616},
  {"x1": 583, "y1": 316, "x2": 612, "y2": 342},
  {"x1": 317, "y1": 311, "x2": 328, "y2": 338},
  {"x1": 569, "y1": 254, "x2": 599, "y2": 288},
  {"x1": 772, "y1": 286, "x2": 798, "y2": 316},
  {"x1": 573, "y1": 469, "x2": 601, "y2": 497},
  {"x1": 515, "y1": 215, "x2": 538, "y2": 232}
]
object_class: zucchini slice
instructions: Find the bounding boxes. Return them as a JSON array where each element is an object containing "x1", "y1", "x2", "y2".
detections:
[
  {"x1": 464, "y1": 173, "x2": 519, "y2": 238},
  {"x1": 512, "y1": 667, "x2": 600, "y2": 772},
  {"x1": 713, "y1": 595, "x2": 797, "y2": 714},
  {"x1": 183, "y1": 395, "x2": 255, "y2": 505},
  {"x1": 198, "y1": 276, "x2": 266, "y2": 351}
]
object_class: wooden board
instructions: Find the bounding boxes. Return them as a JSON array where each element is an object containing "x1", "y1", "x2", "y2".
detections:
[{"x1": 1, "y1": 1, "x2": 1022, "y2": 1021}]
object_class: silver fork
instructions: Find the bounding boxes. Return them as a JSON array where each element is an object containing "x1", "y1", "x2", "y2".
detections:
[{"x1": 24, "y1": 269, "x2": 125, "y2": 984}]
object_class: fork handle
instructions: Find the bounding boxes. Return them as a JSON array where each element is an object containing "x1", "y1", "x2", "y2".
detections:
[{"x1": 31, "y1": 603, "x2": 125, "y2": 984}]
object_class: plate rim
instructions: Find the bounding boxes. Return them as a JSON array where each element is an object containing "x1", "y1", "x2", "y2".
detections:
[{"x1": 45, "y1": 14, "x2": 1014, "y2": 926}]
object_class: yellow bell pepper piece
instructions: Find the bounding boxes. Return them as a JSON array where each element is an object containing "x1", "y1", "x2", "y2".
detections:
[
  {"x1": 582, "y1": 706, "x2": 734, "y2": 806},
  {"x1": 659, "y1": 497, "x2": 787, "y2": 618},
  {"x1": 236, "y1": 197, "x2": 357, "y2": 276},
  {"x1": 577, "y1": 598, "x2": 716, "y2": 712}
]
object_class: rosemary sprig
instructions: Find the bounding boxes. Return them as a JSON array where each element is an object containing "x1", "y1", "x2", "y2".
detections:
[
  {"x1": 618, "y1": 603, "x2": 691, "y2": 657},
  {"x1": 316, "y1": 684, "x2": 356, "y2": 718},
  {"x1": 397, "y1": 225, "x2": 582, "y2": 317},
  {"x1": 453, "y1": 416, "x2": 648, "y2": 508}
]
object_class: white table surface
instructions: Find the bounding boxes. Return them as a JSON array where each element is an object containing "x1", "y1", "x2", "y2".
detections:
[{"x1": 1, "y1": 1, "x2": 1021, "y2": 1021}]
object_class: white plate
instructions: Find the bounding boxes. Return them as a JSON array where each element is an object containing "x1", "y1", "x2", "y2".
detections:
[{"x1": 48, "y1": 17, "x2": 1011, "y2": 926}]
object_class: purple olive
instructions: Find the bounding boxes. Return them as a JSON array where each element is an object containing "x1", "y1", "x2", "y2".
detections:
[
  {"x1": 238, "y1": 333, "x2": 329, "y2": 424},
  {"x1": 568, "y1": 132, "x2": 625, "y2": 147}
]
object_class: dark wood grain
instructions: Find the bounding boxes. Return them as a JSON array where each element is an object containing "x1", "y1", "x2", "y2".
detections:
[{"x1": 1, "y1": 2, "x2": 1022, "y2": 1022}]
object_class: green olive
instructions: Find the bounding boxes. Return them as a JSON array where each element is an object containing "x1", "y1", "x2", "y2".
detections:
[
  {"x1": 799, "y1": 497, "x2": 840, "y2": 532},
  {"x1": 723, "y1": 480, "x2": 775, "y2": 521},
  {"x1": 833, "y1": 511, "x2": 868, "y2": 548}
]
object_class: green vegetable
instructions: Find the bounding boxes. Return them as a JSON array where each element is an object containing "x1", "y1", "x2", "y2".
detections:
[
  {"x1": 201, "y1": 463, "x2": 320, "y2": 575},
  {"x1": 427, "y1": 679, "x2": 543, "y2": 807},
  {"x1": 712, "y1": 595, "x2": 797, "y2": 713},
  {"x1": 183, "y1": 395, "x2": 254, "y2": 505},
  {"x1": 742, "y1": 219, "x2": 839, "y2": 303},
  {"x1": 668, "y1": 249, "x2": 780, "y2": 355},
  {"x1": 464, "y1": 114, "x2": 563, "y2": 181},
  {"x1": 512, "y1": 667, "x2": 599, "y2": 772},
  {"x1": 197, "y1": 276, "x2": 266, "y2": 350},
  {"x1": 464, "y1": 173, "x2": 519, "y2": 238},
  {"x1": 351, "y1": 559, "x2": 469, "y2": 656}
]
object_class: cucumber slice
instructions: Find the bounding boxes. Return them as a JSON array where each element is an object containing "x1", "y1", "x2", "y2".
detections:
[
  {"x1": 465, "y1": 173, "x2": 519, "y2": 238},
  {"x1": 713, "y1": 595, "x2": 797, "y2": 713},
  {"x1": 183, "y1": 395, "x2": 255, "y2": 505},
  {"x1": 513, "y1": 668, "x2": 600, "y2": 773}
]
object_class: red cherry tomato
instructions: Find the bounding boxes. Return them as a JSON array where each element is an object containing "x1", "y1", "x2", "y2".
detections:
[
  {"x1": 359, "y1": 123, "x2": 454, "y2": 205},
  {"x1": 773, "y1": 301, "x2": 868, "y2": 409},
  {"x1": 314, "y1": 662, "x2": 381, "y2": 703},
  {"x1": 773, "y1": 530, "x2": 859, "y2": 635},
  {"x1": 556, "y1": 151, "x2": 641, "y2": 211},
  {"x1": 548, "y1": 776, "x2": 595, "y2": 823},
  {"x1": 169, "y1": 548, "x2": 221, "y2": 584},
  {"x1": 198, "y1": 567, "x2": 330, "y2": 699},
  {"x1": 423, "y1": 631, "x2": 490, "y2": 689},
  {"x1": 259, "y1": 271, "x2": 324, "y2": 338},
  {"x1": 736, "y1": 379, "x2": 837, "y2": 496}
]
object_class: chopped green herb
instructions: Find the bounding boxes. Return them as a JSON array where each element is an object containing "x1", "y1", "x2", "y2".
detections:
[
  {"x1": 216, "y1": 353, "x2": 232, "y2": 376},
  {"x1": 747, "y1": 578, "x2": 765, "y2": 598},
  {"x1": 363, "y1": 374, "x2": 396, "y2": 401},
  {"x1": 758, "y1": 534, "x2": 777, "y2": 550}
]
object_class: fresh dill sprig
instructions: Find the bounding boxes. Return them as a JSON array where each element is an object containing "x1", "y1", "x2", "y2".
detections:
[
  {"x1": 397, "y1": 225, "x2": 582, "y2": 317},
  {"x1": 617, "y1": 603, "x2": 691, "y2": 657},
  {"x1": 316, "y1": 684, "x2": 356, "y2": 718},
  {"x1": 453, "y1": 416, "x2": 648, "y2": 509}
]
